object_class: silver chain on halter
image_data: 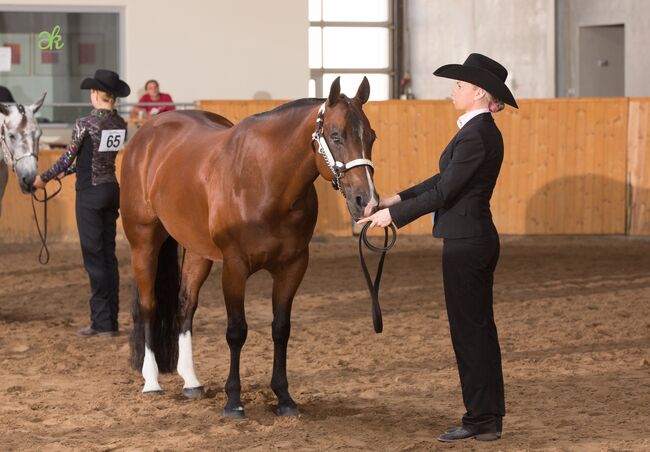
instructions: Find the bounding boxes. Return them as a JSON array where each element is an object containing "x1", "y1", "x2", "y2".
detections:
[
  {"x1": 311, "y1": 102, "x2": 374, "y2": 194},
  {"x1": 1, "y1": 104, "x2": 39, "y2": 171}
]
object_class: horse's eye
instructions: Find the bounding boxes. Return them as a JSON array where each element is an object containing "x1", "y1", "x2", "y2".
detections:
[
  {"x1": 8, "y1": 134, "x2": 16, "y2": 140},
  {"x1": 330, "y1": 133, "x2": 342, "y2": 145}
]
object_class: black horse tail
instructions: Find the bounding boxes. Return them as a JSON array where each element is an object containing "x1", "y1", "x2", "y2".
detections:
[{"x1": 129, "y1": 236, "x2": 181, "y2": 373}]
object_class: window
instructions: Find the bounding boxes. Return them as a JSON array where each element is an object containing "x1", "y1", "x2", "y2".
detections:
[
  {"x1": 309, "y1": 0, "x2": 393, "y2": 100},
  {"x1": 0, "y1": 10, "x2": 120, "y2": 123}
]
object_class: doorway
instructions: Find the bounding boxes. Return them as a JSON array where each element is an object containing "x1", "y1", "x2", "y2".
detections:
[{"x1": 578, "y1": 24, "x2": 624, "y2": 97}]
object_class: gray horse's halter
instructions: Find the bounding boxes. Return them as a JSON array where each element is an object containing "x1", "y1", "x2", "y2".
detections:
[
  {"x1": 311, "y1": 102, "x2": 374, "y2": 193},
  {"x1": 1, "y1": 104, "x2": 39, "y2": 171}
]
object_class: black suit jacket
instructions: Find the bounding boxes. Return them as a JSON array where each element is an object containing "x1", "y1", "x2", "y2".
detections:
[{"x1": 389, "y1": 113, "x2": 503, "y2": 239}]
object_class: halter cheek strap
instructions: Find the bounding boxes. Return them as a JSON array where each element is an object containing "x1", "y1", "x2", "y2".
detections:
[
  {"x1": 311, "y1": 102, "x2": 374, "y2": 193},
  {"x1": 0, "y1": 124, "x2": 14, "y2": 167}
]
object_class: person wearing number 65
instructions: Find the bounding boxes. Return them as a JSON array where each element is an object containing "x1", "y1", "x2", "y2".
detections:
[{"x1": 34, "y1": 69, "x2": 131, "y2": 338}]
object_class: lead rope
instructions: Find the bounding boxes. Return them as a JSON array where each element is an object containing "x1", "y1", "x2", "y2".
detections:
[
  {"x1": 358, "y1": 222, "x2": 397, "y2": 333},
  {"x1": 31, "y1": 178, "x2": 62, "y2": 265}
]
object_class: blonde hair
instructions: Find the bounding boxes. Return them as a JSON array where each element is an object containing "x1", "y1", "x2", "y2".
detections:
[
  {"x1": 485, "y1": 91, "x2": 505, "y2": 113},
  {"x1": 92, "y1": 89, "x2": 117, "y2": 106}
]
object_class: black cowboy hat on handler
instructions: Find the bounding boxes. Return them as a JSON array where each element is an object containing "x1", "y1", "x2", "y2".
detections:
[
  {"x1": 80, "y1": 69, "x2": 131, "y2": 98},
  {"x1": 434, "y1": 53, "x2": 518, "y2": 109}
]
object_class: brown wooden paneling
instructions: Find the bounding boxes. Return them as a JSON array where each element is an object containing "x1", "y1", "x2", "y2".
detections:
[
  {"x1": 628, "y1": 99, "x2": 650, "y2": 235},
  {"x1": 493, "y1": 98, "x2": 628, "y2": 234},
  {"x1": 0, "y1": 98, "x2": 640, "y2": 242},
  {"x1": 0, "y1": 153, "x2": 125, "y2": 243}
]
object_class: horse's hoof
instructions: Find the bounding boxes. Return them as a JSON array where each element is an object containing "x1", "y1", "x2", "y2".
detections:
[
  {"x1": 223, "y1": 406, "x2": 246, "y2": 419},
  {"x1": 276, "y1": 404, "x2": 299, "y2": 417},
  {"x1": 142, "y1": 389, "x2": 163, "y2": 396},
  {"x1": 183, "y1": 386, "x2": 204, "y2": 399}
]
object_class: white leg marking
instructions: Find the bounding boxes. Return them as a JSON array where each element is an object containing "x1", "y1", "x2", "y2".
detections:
[
  {"x1": 177, "y1": 331, "x2": 202, "y2": 389},
  {"x1": 142, "y1": 346, "x2": 162, "y2": 392}
]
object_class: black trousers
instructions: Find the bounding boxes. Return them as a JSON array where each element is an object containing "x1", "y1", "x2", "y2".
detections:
[
  {"x1": 442, "y1": 229, "x2": 504, "y2": 432},
  {"x1": 75, "y1": 183, "x2": 120, "y2": 332}
]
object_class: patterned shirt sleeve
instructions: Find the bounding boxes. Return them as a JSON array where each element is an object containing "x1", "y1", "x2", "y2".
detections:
[{"x1": 40, "y1": 119, "x2": 86, "y2": 182}]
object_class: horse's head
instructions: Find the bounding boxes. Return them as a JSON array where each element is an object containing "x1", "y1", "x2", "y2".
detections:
[
  {"x1": 313, "y1": 77, "x2": 378, "y2": 221},
  {"x1": 0, "y1": 93, "x2": 46, "y2": 193}
]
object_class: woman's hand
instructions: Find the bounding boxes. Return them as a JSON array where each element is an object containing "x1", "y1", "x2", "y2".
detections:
[
  {"x1": 33, "y1": 175, "x2": 46, "y2": 189},
  {"x1": 378, "y1": 194, "x2": 401, "y2": 209},
  {"x1": 358, "y1": 208, "x2": 393, "y2": 228}
]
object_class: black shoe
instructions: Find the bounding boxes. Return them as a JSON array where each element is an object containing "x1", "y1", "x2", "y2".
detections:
[
  {"x1": 76, "y1": 326, "x2": 119, "y2": 337},
  {"x1": 438, "y1": 426, "x2": 500, "y2": 442},
  {"x1": 446, "y1": 426, "x2": 502, "y2": 436}
]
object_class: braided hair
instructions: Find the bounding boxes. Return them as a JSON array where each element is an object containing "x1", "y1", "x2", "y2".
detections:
[{"x1": 486, "y1": 91, "x2": 505, "y2": 113}]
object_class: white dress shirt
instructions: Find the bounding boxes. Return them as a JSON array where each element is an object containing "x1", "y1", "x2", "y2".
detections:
[{"x1": 457, "y1": 107, "x2": 490, "y2": 129}]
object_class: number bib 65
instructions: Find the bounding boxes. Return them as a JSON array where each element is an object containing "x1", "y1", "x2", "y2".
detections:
[{"x1": 99, "y1": 129, "x2": 126, "y2": 152}]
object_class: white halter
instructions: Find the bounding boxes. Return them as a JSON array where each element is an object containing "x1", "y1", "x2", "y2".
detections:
[{"x1": 311, "y1": 102, "x2": 374, "y2": 192}]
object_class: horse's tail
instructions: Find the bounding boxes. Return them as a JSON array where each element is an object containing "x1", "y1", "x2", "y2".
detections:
[{"x1": 129, "y1": 236, "x2": 181, "y2": 373}]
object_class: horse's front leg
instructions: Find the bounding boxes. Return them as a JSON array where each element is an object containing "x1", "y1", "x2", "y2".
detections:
[
  {"x1": 177, "y1": 251, "x2": 213, "y2": 399},
  {"x1": 269, "y1": 250, "x2": 309, "y2": 416},
  {"x1": 222, "y1": 258, "x2": 250, "y2": 418}
]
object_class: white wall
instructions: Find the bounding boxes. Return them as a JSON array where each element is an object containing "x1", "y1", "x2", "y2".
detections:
[
  {"x1": 557, "y1": 0, "x2": 650, "y2": 97},
  {"x1": 407, "y1": 0, "x2": 555, "y2": 100},
  {"x1": 0, "y1": 0, "x2": 309, "y2": 103}
]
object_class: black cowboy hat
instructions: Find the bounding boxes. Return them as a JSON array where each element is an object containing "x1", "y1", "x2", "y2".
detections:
[
  {"x1": 433, "y1": 53, "x2": 518, "y2": 109},
  {"x1": 80, "y1": 69, "x2": 131, "y2": 98}
]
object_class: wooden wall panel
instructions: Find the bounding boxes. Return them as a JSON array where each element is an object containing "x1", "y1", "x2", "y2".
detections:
[
  {"x1": 628, "y1": 99, "x2": 650, "y2": 235},
  {"x1": 0, "y1": 98, "x2": 640, "y2": 242}
]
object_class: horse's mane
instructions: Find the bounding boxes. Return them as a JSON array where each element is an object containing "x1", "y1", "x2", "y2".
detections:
[
  {"x1": 250, "y1": 95, "x2": 367, "y2": 137},
  {"x1": 252, "y1": 98, "x2": 325, "y2": 118}
]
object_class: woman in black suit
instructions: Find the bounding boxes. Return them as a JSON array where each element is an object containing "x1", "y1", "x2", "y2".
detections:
[{"x1": 359, "y1": 53, "x2": 518, "y2": 442}]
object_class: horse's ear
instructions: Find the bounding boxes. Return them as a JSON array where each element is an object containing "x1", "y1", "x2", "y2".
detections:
[
  {"x1": 29, "y1": 92, "x2": 47, "y2": 114},
  {"x1": 327, "y1": 77, "x2": 341, "y2": 107},
  {"x1": 0, "y1": 103, "x2": 9, "y2": 116},
  {"x1": 355, "y1": 76, "x2": 370, "y2": 105}
]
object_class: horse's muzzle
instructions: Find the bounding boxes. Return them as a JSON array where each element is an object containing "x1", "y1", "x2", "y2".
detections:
[{"x1": 19, "y1": 176, "x2": 35, "y2": 193}]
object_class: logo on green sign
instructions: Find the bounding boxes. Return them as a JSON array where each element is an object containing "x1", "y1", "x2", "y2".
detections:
[{"x1": 38, "y1": 25, "x2": 65, "y2": 50}]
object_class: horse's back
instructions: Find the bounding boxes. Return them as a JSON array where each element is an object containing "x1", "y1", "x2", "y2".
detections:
[
  {"x1": 122, "y1": 109, "x2": 234, "y2": 169},
  {"x1": 151, "y1": 109, "x2": 234, "y2": 130}
]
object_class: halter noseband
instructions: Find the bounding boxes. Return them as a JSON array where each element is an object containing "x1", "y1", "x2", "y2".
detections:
[
  {"x1": 1, "y1": 104, "x2": 39, "y2": 171},
  {"x1": 311, "y1": 102, "x2": 374, "y2": 193}
]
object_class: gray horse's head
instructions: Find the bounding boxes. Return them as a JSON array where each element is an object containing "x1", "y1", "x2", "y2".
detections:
[{"x1": 0, "y1": 93, "x2": 46, "y2": 193}]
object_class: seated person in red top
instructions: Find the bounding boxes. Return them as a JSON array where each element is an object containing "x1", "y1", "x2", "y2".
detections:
[{"x1": 134, "y1": 79, "x2": 175, "y2": 117}]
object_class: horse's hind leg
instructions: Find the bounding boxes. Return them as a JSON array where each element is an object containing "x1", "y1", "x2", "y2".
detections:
[
  {"x1": 269, "y1": 250, "x2": 309, "y2": 416},
  {"x1": 222, "y1": 258, "x2": 250, "y2": 418},
  {"x1": 177, "y1": 250, "x2": 212, "y2": 398},
  {"x1": 128, "y1": 222, "x2": 170, "y2": 393}
]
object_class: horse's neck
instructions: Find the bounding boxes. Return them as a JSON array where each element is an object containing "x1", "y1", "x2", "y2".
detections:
[{"x1": 260, "y1": 105, "x2": 322, "y2": 206}]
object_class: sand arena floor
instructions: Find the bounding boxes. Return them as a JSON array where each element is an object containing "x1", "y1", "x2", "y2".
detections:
[{"x1": 1, "y1": 235, "x2": 649, "y2": 451}]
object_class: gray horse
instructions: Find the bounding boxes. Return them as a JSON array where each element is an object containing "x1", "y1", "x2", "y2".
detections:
[{"x1": 0, "y1": 93, "x2": 47, "y2": 215}]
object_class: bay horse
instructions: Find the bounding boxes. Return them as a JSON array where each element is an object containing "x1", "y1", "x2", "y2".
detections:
[
  {"x1": 121, "y1": 77, "x2": 379, "y2": 417},
  {"x1": 0, "y1": 93, "x2": 47, "y2": 214}
]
